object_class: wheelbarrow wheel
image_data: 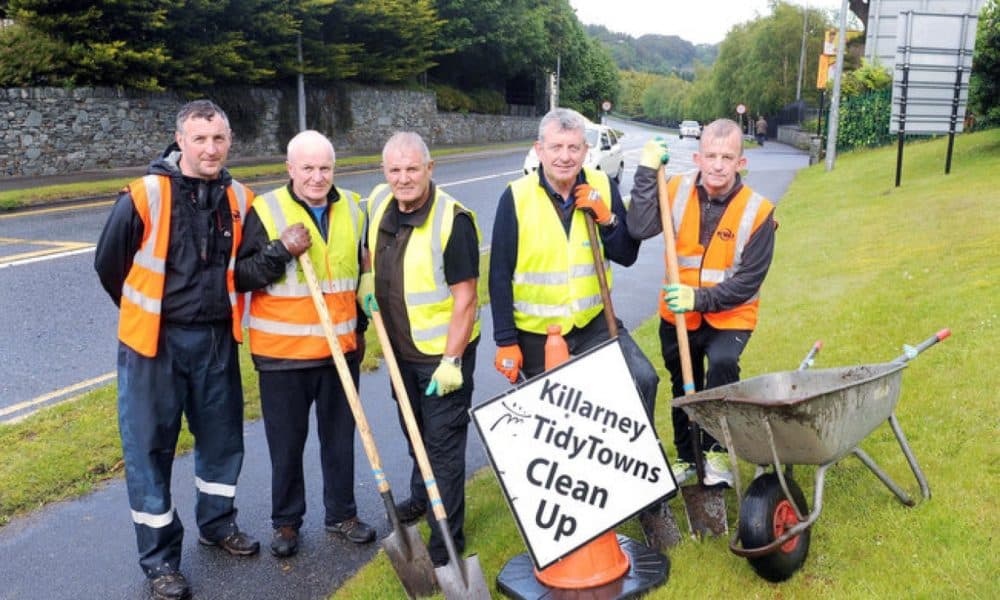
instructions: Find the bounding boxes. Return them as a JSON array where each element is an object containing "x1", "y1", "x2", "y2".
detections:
[{"x1": 738, "y1": 473, "x2": 811, "y2": 582}]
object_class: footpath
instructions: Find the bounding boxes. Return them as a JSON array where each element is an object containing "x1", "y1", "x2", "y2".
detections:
[{"x1": 0, "y1": 140, "x2": 811, "y2": 600}]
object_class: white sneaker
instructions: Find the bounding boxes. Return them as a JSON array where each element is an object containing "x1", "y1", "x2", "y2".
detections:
[
  {"x1": 703, "y1": 451, "x2": 735, "y2": 488},
  {"x1": 670, "y1": 459, "x2": 695, "y2": 485}
]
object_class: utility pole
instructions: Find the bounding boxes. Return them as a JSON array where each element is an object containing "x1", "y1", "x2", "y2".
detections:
[
  {"x1": 297, "y1": 33, "x2": 306, "y2": 132},
  {"x1": 825, "y1": 0, "x2": 849, "y2": 171},
  {"x1": 796, "y1": 3, "x2": 808, "y2": 102}
]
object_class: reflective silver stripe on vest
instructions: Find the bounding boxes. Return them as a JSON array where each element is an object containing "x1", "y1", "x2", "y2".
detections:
[
  {"x1": 230, "y1": 181, "x2": 250, "y2": 217},
  {"x1": 195, "y1": 476, "x2": 236, "y2": 499},
  {"x1": 677, "y1": 255, "x2": 702, "y2": 269},
  {"x1": 513, "y1": 271, "x2": 569, "y2": 285},
  {"x1": 412, "y1": 322, "x2": 450, "y2": 342},
  {"x1": 133, "y1": 176, "x2": 167, "y2": 274},
  {"x1": 701, "y1": 269, "x2": 727, "y2": 284},
  {"x1": 671, "y1": 170, "x2": 699, "y2": 237},
  {"x1": 122, "y1": 282, "x2": 162, "y2": 314},
  {"x1": 514, "y1": 293, "x2": 602, "y2": 318},
  {"x1": 404, "y1": 192, "x2": 449, "y2": 308},
  {"x1": 731, "y1": 192, "x2": 765, "y2": 275},
  {"x1": 248, "y1": 315, "x2": 357, "y2": 338},
  {"x1": 130, "y1": 505, "x2": 175, "y2": 528},
  {"x1": 266, "y1": 278, "x2": 356, "y2": 298}
]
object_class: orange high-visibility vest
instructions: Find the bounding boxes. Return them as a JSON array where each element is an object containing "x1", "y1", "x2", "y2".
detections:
[
  {"x1": 118, "y1": 175, "x2": 252, "y2": 357},
  {"x1": 248, "y1": 186, "x2": 363, "y2": 359},
  {"x1": 659, "y1": 172, "x2": 773, "y2": 330}
]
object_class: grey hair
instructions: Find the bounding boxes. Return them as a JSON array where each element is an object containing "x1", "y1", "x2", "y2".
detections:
[
  {"x1": 286, "y1": 129, "x2": 335, "y2": 163},
  {"x1": 382, "y1": 131, "x2": 431, "y2": 164},
  {"x1": 537, "y1": 107, "x2": 587, "y2": 143},
  {"x1": 700, "y1": 118, "x2": 744, "y2": 155},
  {"x1": 175, "y1": 100, "x2": 230, "y2": 134}
]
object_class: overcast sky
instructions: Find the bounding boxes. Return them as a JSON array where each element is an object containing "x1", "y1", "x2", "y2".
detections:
[{"x1": 569, "y1": 0, "x2": 848, "y2": 45}]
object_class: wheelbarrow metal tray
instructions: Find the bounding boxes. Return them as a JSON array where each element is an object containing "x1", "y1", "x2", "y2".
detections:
[{"x1": 673, "y1": 362, "x2": 907, "y2": 466}]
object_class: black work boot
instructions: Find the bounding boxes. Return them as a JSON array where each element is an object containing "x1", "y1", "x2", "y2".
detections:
[
  {"x1": 394, "y1": 497, "x2": 428, "y2": 524},
  {"x1": 639, "y1": 501, "x2": 682, "y2": 552},
  {"x1": 326, "y1": 516, "x2": 376, "y2": 544},
  {"x1": 270, "y1": 526, "x2": 299, "y2": 558},
  {"x1": 149, "y1": 570, "x2": 191, "y2": 600},
  {"x1": 198, "y1": 529, "x2": 261, "y2": 556}
]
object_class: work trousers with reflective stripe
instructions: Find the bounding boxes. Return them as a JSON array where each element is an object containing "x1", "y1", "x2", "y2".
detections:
[
  {"x1": 117, "y1": 322, "x2": 245, "y2": 578},
  {"x1": 518, "y1": 315, "x2": 659, "y2": 421},
  {"x1": 258, "y1": 354, "x2": 361, "y2": 530},
  {"x1": 659, "y1": 319, "x2": 751, "y2": 462},
  {"x1": 391, "y1": 338, "x2": 478, "y2": 566}
]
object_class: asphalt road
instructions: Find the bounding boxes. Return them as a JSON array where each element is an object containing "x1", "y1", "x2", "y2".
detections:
[{"x1": 0, "y1": 118, "x2": 809, "y2": 599}]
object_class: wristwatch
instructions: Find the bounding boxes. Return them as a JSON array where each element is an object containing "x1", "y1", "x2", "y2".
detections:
[
  {"x1": 442, "y1": 355, "x2": 462, "y2": 368},
  {"x1": 601, "y1": 213, "x2": 618, "y2": 228}
]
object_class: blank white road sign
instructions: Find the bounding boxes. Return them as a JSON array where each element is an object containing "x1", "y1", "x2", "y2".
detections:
[{"x1": 471, "y1": 338, "x2": 676, "y2": 569}]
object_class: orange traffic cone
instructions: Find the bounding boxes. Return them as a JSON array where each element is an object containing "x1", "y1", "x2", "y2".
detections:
[{"x1": 533, "y1": 325, "x2": 631, "y2": 589}]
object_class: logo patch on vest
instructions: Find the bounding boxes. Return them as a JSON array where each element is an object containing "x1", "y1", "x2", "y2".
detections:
[{"x1": 717, "y1": 228, "x2": 734, "y2": 242}]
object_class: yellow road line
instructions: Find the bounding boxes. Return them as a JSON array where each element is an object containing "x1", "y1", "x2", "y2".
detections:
[{"x1": 0, "y1": 372, "x2": 116, "y2": 421}]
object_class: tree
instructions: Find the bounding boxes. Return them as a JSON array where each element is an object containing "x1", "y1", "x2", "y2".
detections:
[
  {"x1": 970, "y1": 0, "x2": 1000, "y2": 127},
  {"x1": 6, "y1": 0, "x2": 173, "y2": 89}
]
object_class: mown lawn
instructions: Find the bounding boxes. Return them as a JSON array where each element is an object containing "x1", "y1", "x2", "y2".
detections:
[{"x1": 333, "y1": 129, "x2": 1000, "y2": 598}]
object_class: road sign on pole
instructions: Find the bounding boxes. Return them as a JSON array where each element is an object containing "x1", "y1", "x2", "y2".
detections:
[{"x1": 736, "y1": 104, "x2": 746, "y2": 115}]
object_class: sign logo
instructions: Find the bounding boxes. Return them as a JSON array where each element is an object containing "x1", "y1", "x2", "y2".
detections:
[{"x1": 471, "y1": 339, "x2": 676, "y2": 569}]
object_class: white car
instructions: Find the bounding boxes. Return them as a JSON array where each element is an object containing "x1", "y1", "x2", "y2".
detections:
[
  {"x1": 522, "y1": 122, "x2": 625, "y2": 183},
  {"x1": 679, "y1": 120, "x2": 701, "y2": 140}
]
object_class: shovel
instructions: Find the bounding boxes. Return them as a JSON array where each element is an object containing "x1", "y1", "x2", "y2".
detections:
[
  {"x1": 656, "y1": 167, "x2": 728, "y2": 539},
  {"x1": 298, "y1": 254, "x2": 437, "y2": 598},
  {"x1": 368, "y1": 306, "x2": 491, "y2": 599},
  {"x1": 584, "y1": 212, "x2": 683, "y2": 550}
]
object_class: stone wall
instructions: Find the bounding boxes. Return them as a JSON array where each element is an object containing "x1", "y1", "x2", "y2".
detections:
[
  {"x1": 0, "y1": 85, "x2": 538, "y2": 178},
  {"x1": 777, "y1": 125, "x2": 824, "y2": 165}
]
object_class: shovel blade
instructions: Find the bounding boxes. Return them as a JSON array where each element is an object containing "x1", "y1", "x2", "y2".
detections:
[
  {"x1": 434, "y1": 553, "x2": 491, "y2": 600},
  {"x1": 680, "y1": 485, "x2": 728, "y2": 539},
  {"x1": 381, "y1": 523, "x2": 438, "y2": 598}
]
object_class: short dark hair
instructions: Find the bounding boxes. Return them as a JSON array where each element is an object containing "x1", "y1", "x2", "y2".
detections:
[{"x1": 175, "y1": 100, "x2": 230, "y2": 134}]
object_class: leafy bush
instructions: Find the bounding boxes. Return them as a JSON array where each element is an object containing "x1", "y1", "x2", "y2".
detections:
[
  {"x1": 836, "y1": 87, "x2": 895, "y2": 150},
  {"x1": 431, "y1": 84, "x2": 507, "y2": 115},
  {"x1": 467, "y1": 89, "x2": 507, "y2": 115}
]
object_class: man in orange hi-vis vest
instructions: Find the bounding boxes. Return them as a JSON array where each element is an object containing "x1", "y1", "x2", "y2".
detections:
[
  {"x1": 96, "y1": 100, "x2": 258, "y2": 600},
  {"x1": 235, "y1": 130, "x2": 375, "y2": 559},
  {"x1": 627, "y1": 118, "x2": 776, "y2": 491}
]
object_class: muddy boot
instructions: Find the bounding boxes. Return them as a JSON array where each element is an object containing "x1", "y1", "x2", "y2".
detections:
[{"x1": 639, "y1": 501, "x2": 683, "y2": 552}]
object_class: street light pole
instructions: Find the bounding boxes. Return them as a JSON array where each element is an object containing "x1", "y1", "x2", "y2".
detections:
[
  {"x1": 297, "y1": 33, "x2": 307, "y2": 132},
  {"x1": 796, "y1": 2, "x2": 808, "y2": 102},
  {"x1": 824, "y1": 0, "x2": 849, "y2": 171}
]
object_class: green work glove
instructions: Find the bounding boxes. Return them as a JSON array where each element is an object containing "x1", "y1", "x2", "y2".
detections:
[
  {"x1": 663, "y1": 283, "x2": 695, "y2": 313},
  {"x1": 425, "y1": 358, "x2": 463, "y2": 396},
  {"x1": 356, "y1": 272, "x2": 376, "y2": 316},
  {"x1": 640, "y1": 137, "x2": 671, "y2": 169}
]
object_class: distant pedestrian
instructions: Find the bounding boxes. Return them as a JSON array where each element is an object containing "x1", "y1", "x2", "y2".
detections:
[
  {"x1": 756, "y1": 115, "x2": 768, "y2": 146},
  {"x1": 95, "y1": 99, "x2": 259, "y2": 600},
  {"x1": 235, "y1": 129, "x2": 376, "y2": 559}
]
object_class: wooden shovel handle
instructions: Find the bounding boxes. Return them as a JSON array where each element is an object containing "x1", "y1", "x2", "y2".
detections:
[
  {"x1": 299, "y1": 253, "x2": 389, "y2": 493},
  {"x1": 657, "y1": 167, "x2": 696, "y2": 391},
  {"x1": 370, "y1": 308, "x2": 449, "y2": 522},
  {"x1": 585, "y1": 213, "x2": 619, "y2": 338}
]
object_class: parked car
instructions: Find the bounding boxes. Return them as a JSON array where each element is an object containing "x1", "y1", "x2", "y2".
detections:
[
  {"x1": 522, "y1": 122, "x2": 625, "y2": 183},
  {"x1": 679, "y1": 120, "x2": 701, "y2": 140}
]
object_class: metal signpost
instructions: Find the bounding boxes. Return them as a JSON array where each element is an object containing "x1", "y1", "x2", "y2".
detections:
[
  {"x1": 471, "y1": 339, "x2": 676, "y2": 570},
  {"x1": 891, "y1": 10, "x2": 979, "y2": 185}
]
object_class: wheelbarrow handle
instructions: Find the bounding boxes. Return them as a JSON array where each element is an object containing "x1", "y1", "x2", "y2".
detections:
[
  {"x1": 798, "y1": 340, "x2": 823, "y2": 371},
  {"x1": 896, "y1": 328, "x2": 951, "y2": 363}
]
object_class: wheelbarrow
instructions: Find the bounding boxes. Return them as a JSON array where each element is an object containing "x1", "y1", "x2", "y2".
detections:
[{"x1": 672, "y1": 329, "x2": 950, "y2": 582}]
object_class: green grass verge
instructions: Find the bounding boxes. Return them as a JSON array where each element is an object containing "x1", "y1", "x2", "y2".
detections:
[
  {"x1": 0, "y1": 142, "x2": 529, "y2": 210},
  {"x1": 333, "y1": 129, "x2": 1000, "y2": 598}
]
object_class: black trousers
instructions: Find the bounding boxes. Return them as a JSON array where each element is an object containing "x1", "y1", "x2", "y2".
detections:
[
  {"x1": 392, "y1": 339, "x2": 478, "y2": 564},
  {"x1": 259, "y1": 353, "x2": 361, "y2": 530},
  {"x1": 518, "y1": 316, "x2": 659, "y2": 421},
  {"x1": 659, "y1": 319, "x2": 752, "y2": 462}
]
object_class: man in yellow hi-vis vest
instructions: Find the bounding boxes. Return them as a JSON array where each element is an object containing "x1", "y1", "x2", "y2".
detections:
[
  {"x1": 359, "y1": 131, "x2": 480, "y2": 568},
  {"x1": 95, "y1": 100, "x2": 258, "y2": 600},
  {"x1": 488, "y1": 107, "x2": 667, "y2": 548},
  {"x1": 235, "y1": 130, "x2": 376, "y2": 559}
]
